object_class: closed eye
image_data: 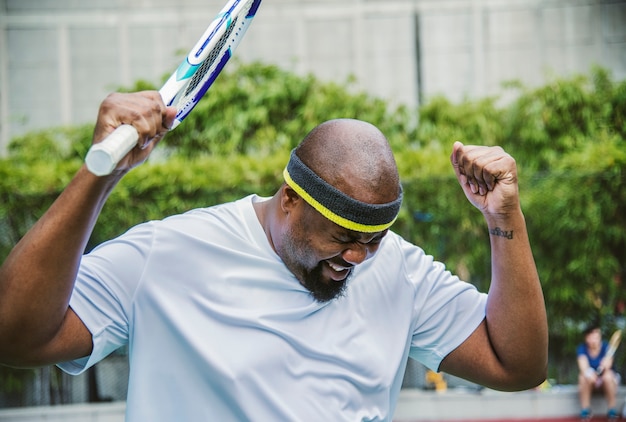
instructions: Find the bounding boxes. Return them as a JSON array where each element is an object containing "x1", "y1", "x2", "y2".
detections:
[{"x1": 334, "y1": 230, "x2": 388, "y2": 246}]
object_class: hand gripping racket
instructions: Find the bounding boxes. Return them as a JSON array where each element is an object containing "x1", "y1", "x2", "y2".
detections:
[
  {"x1": 597, "y1": 329, "x2": 622, "y2": 375},
  {"x1": 85, "y1": 0, "x2": 262, "y2": 176}
]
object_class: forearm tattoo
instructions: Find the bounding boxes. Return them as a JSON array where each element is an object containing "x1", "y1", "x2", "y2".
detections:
[{"x1": 489, "y1": 227, "x2": 514, "y2": 239}]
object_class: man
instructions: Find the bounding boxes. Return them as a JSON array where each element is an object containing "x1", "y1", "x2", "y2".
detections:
[
  {"x1": 577, "y1": 325, "x2": 620, "y2": 420},
  {"x1": 0, "y1": 91, "x2": 548, "y2": 420}
]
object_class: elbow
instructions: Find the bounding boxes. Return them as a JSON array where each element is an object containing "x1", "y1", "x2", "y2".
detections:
[
  {"x1": 530, "y1": 360, "x2": 549, "y2": 388},
  {"x1": 0, "y1": 341, "x2": 57, "y2": 369},
  {"x1": 0, "y1": 336, "x2": 39, "y2": 369},
  {"x1": 0, "y1": 322, "x2": 29, "y2": 367},
  {"x1": 0, "y1": 324, "x2": 56, "y2": 369},
  {"x1": 495, "y1": 361, "x2": 549, "y2": 392},
  {"x1": 512, "y1": 369, "x2": 548, "y2": 392},
  {"x1": 0, "y1": 348, "x2": 31, "y2": 369},
  {"x1": 0, "y1": 358, "x2": 42, "y2": 370}
]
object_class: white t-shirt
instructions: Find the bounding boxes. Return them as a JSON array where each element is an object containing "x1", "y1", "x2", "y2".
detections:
[{"x1": 59, "y1": 195, "x2": 487, "y2": 421}]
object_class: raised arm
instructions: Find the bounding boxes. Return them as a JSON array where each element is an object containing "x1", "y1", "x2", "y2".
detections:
[
  {"x1": 439, "y1": 142, "x2": 548, "y2": 391},
  {"x1": 0, "y1": 91, "x2": 176, "y2": 367}
]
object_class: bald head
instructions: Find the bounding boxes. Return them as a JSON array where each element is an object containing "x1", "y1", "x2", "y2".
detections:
[{"x1": 295, "y1": 119, "x2": 400, "y2": 204}]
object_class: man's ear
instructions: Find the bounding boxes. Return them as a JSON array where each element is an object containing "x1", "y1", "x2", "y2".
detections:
[{"x1": 280, "y1": 184, "x2": 301, "y2": 213}]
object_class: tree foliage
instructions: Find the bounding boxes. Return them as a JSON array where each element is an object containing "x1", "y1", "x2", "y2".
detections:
[
  {"x1": 123, "y1": 62, "x2": 417, "y2": 158},
  {"x1": 1, "y1": 63, "x2": 625, "y2": 390}
]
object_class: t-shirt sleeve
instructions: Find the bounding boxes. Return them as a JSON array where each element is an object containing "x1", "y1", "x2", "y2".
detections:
[
  {"x1": 57, "y1": 222, "x2": 155, "y2": 375},
  {"x1": 397, "y1": 237, "x2": 487, "y2": 372}
]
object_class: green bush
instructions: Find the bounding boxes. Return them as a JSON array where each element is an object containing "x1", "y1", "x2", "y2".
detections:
[{"x1": 1, "y1": 63, "x2": 625, "y2": 387}]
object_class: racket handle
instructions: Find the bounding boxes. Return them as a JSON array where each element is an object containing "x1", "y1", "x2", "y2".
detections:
[{"x1": 85, "y1": 124, "x2": 139, "y2": 176}]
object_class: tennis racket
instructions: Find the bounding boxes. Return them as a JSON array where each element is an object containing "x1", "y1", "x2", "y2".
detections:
[
  {"x1": 597, "y1": 329, "x2": 622, "y2": 375},
  {"x1": 85, "y1": 0, "x2": 263, "y2": 176}
]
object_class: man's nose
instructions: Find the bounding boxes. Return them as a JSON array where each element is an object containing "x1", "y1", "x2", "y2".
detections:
[{"x1": 341, "y1": 244, "x2": 372, "y2": 266}]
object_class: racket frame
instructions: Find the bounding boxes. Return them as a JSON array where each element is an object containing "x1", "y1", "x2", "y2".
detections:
[{"x1": 85, "y1": 0, "x2": 261, "y2": 176}]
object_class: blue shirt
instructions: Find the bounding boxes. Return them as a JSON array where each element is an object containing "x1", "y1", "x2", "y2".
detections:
[{"x1": 577, "y1": 341, "x2": 609, "y2": 370}]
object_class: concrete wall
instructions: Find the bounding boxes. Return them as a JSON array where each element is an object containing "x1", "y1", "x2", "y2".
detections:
[{"x1": 1, "y1": 0, "x2": 625, "y2": 153}]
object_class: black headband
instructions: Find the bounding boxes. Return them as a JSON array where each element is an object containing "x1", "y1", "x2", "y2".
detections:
[{"x1": 283, "y1": 149, "x2": 402, "y2": 232}]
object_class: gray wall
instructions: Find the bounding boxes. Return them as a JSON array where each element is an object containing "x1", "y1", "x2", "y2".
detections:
[{"x1": 1, "y1": 0, "x2": 625, "y2": 153}]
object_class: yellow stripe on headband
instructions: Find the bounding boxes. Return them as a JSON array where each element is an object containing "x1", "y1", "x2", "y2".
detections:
[{"x1": 283, "y1": 168, "x2": 398, "y2": 233}]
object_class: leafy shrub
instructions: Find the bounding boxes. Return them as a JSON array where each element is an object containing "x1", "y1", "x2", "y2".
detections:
[{"x1": 1, "y1": 64, "x2": 625, "y2": 386}]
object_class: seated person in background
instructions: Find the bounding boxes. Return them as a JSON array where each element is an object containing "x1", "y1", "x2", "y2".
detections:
[{"x1": 577, "y1": 325, "x2": 620, "y2": 420}]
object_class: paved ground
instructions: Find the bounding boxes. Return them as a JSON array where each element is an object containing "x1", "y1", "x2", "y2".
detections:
[
  {"x1": 416, "y1": 418, "x2": 619, "y2": 422},
  {"x1": 399, "y1": 417, "x2": 622, "y2": 421},
  {"x1": 393, "y1": 385, "x2": 626, "y2": 422}
]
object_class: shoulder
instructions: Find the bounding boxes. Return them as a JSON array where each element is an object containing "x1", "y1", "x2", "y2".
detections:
[
  {"x1": 378, "y1": 231, "x2": 462, "y2": 286},
  {"x1": 155, "y1": 196, "x2": 254, "y2": 236},
  {"x1": 377, "y1": 231, "x2": 430, "y2": 266},
  {"x1": 371, "y1": 231, "x2": 479, "y2": 302}
]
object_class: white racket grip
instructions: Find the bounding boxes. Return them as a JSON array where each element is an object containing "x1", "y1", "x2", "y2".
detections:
[{"x1": 85, "y1": 124, "x2": 139, "y2": 176}]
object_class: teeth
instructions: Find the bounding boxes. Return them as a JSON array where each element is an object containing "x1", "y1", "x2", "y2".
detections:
[{"x1": 327, "y1": 261, "x2": 348, "y2": 272}]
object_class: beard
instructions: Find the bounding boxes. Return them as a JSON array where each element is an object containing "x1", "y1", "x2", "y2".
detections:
[
  {"x1": 300, "y1": 263, "x2": 350, "y2": 303},
  {"x1": 279, "y1": 229, "x2": 349, "y2": 303}
]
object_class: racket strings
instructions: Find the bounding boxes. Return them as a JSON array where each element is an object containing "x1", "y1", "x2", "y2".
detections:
[{"x1": 182, "y1": 16, "x2": 239, "y2": 100}]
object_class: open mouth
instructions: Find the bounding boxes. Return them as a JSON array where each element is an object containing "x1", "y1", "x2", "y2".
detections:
[{"x1": 325, "y1": 260, "x2": 352, "y2": 282}]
